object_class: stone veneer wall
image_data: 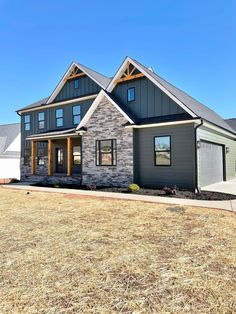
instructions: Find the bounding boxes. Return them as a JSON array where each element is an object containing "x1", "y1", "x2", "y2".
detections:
[
  {"x1": 21, "y1": 157, "x2": 33, "y2": 179},
  {"x1": 82, "y1": 96, "x2": 134, "y2": 187},
  {"x1": 20, "y1": 157, "x2": 48, "y2": 179}
]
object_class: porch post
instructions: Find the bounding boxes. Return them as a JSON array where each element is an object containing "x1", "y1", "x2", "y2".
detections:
[
  {"x1": 67, "y1": 137, "x2": 72, "y2": 176},
  {"x1": 48, "y1": 139, "x2": 53, "y2": 176},
  {"x1": 31, "y1": 140, "x2": 36, "y2": 175}
]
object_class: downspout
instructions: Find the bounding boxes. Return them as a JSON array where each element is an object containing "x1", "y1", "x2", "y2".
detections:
[{"x1": 194, "y1": 119, "x2": 203, "y2": 193}]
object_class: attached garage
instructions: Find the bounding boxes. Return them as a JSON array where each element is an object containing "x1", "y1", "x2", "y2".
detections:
[{"x1": 199, "y1": 141, "x2": 224, "y2": 187}]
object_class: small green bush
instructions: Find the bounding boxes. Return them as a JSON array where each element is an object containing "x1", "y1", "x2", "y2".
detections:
[
  {"x1": 128, "y1": 183, "x2": 140, "y2": 192},
  {"x1": 10, "y1": 178, "x2": 20, "y2": 183},
  {"x1": 53, "y1": 183, "x2": 62, "y2": 188}
]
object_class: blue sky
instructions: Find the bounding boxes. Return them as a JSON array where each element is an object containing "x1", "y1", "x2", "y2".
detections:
[{"x1": 0, "y1": 0, "x2": 235, "y2": 124}]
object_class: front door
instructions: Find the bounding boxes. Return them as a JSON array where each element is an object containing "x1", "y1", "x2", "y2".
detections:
[{"x1": 55, "y1": 148, "x2": 65, "y2": 173}]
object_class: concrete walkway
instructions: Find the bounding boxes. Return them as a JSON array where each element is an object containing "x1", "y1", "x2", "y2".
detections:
[
  {"x1": 3, "y1": 183, "x2": 236, "y2": 212},
  {"x1": 202, "y1": 178, "x2": 236, "y2": 195}
]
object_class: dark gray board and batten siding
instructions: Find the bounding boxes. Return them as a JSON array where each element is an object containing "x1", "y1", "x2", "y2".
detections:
[
  {"x1": 55, "y1": 76, "x2": 101, "y2": 102},
  {"x1": 113, "y1": 77, "x2": 186, "y2": 119},
  {"x1": 133, "y1": 124, "x2": 196, "y2": 190},
  {"x1": 21, "y1": 98, "x2": 94, "y2": 153}
]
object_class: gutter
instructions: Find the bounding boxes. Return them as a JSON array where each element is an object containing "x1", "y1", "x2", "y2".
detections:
[{"x1": 194, "y1": 119, "x2": 203, "y2": 192}]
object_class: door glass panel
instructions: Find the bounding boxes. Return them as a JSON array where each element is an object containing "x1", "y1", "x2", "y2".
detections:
[{"x1": 57, "y1": 148, "x2": 64, "y2": 165}]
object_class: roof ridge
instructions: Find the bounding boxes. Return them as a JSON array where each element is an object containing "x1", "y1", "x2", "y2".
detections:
[{"x1": 75, "y1": 61, "x2": 110, "y2": 79}]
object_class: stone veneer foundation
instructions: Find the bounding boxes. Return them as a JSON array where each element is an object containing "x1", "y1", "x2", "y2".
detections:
[
  {"x1": 82, "y1": 96, "x2": 134, "y2": 187},
  {"x1": 20, "y1": 157, "x2": 48, "y2": 179}
]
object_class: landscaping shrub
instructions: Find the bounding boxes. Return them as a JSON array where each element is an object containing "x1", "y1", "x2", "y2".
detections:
[
  {"x1": 128, "y1": 183, "x2": 140, "y2": 192},
  {"x1": 87, "y1": 183, "x2": 97, "y2": 190},
  {"x1": 163, "y1": 185, "x2": 178, "y2": 195},
  {"x1": 10, "y1": 178, "x2": 20, "y2": 183},
  {"x1": 53, "y1": 183, "x2": 63, "y2": 188}
]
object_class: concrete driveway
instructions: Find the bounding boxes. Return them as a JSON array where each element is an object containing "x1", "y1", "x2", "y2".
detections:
[{"x1": 202, "y1": 178, "x2": 236, "y2": 195}]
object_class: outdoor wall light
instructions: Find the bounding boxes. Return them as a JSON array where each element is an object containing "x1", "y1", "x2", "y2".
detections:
[
  {"x1": 226, "y1": 147, "x2": 230, "y2": 154},
  {"x1": 197, "y1": 141, "x2": 201, "y2": 149}
]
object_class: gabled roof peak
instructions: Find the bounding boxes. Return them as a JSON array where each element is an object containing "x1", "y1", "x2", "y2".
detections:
[{"x1": 46, "y1": 61, "x2": 111, "y2": 104}]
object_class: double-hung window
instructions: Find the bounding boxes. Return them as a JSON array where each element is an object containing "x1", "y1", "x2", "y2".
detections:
[
  {"x1": 154, "y1": 136, "x2": 171, "y2": 166},
  {"x1": 56, "y1": 109, "x2": 63, "y2": 127},
  {"x1": 73, "y1": 105, "x2": 81, "y2": 125},
  {"x1": 38, "y1": 112, "x2": 45, "y2": 129},
  {"x1": 96, "y1": 139, "x2": 117, "y2": 166},
  {"x1": 24, "y1": 115, "x2": 31, "y2": 131}
]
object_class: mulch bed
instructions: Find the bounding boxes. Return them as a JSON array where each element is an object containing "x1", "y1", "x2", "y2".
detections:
[
  {"x1": 32, "y1": 182, "x2": 236, "y2": 201},
  {"x1": 97, "y1": 187, "x2": 236, "y2": 201}
]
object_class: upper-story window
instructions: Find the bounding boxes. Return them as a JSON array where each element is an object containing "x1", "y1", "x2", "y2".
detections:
[
  {"x1": 73, "y1": 105, "x2": 81, "y2": 125},
  {"x1": 56, "y1": 109, "x2": 63, "y2": 127},
  {"x1": 38, "y1": 112, "x2": 45, "y2": 129},
  {"x1": 24, "y1": 115, "x2": 31, "y2": 131},
  {"x1": 154, "y1": 136, "x2": 171, "y2": 166},
  {"x1": 74, "y1": 79, "x2": 79, "y2": 89},
  {"x1": 127, "y1": 87, "x2": 135, "y2": 102}
]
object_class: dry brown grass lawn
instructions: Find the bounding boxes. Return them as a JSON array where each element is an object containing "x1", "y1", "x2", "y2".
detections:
[{"x1": 0, "y1": 187, "x2": 235, "y2": 313}]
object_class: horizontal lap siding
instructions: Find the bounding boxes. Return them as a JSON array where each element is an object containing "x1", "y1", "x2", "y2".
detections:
[
  {"x1": 134, "y1": 124, "x2": 196, "y2": 189},
  {"x1": 197, "y1": 126, "x2": 236, "y2": 183}
]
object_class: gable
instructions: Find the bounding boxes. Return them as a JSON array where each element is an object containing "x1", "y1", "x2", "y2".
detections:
[
  {"x1": 112, "y1": 76, "x2": 186, "y2": 119},
  {"x1": 0, "y1": 123, "x2": 20, "y2": 155},
  {"x1": 5, "y1": 134, "x2": 21, "y2": 152},
  {"x1": 46, "y1": 62, "x2": 110, "y2": 104},
  {"x1": 76, "y1": 90, "x2": 134, "y2": 131},
  {"x1": 55, "y1": 70, "x2": 101, "y2": 102},
  {"x1": 107, "y1": 57, "x2": 196, "y2": 118}
]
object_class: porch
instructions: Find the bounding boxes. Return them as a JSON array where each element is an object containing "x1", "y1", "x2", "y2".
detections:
[{"x1": 27, "y1": 129, "x2": 82, "y2": 177}]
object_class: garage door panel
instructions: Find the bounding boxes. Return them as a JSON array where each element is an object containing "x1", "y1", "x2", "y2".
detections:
[{"x1": 199, "y1": 141, "x2": 224, "y2": 187}]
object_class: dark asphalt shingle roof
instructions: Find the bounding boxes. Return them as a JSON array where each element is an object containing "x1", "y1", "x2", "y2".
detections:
[
  {"x1": 26, "y1": 128, "x2": 76, "y2": 139},
  {"x1": 0, "y1": 123, "x2": 20, "y2": 157},
  {"x1": 18, "y1": 97, "x2": 49, "y2": 112},
  {"x1": 131, "y1": 58, "x2": 236, "y2": 134},
  {"x1": 75, "y1": 62, "x2": 111, "y2": 89},
  {"x1": 16, "y1": 58, "x2": 235, "y2": 135},
  {"x1": 225, "y1": 118, "x2": 236, "y2": 131}
]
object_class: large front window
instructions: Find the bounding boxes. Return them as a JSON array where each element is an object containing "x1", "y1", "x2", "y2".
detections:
[
  {"x1": 56, "y1": 109, "x2": 63, "y2": 127},
  {"x1": 96, "y1": 139, "x2": 117, "y2": 166},
  {"x1": 154, "y1": 136, "x2": 171, "y2": 166}
]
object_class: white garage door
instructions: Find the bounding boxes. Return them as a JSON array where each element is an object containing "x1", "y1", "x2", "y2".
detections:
[{"x1": 199, "y1": 141, "x2": 224, "y2": 187}]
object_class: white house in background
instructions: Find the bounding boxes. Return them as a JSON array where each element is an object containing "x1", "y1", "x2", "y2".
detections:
[{"x1": 0, "y1": 123, "x2": 21, "y2": 180}]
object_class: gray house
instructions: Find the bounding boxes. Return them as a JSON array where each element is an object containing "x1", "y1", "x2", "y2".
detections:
[{"x1": 17, "y1": 57, "x2": 236, "y2": 190}]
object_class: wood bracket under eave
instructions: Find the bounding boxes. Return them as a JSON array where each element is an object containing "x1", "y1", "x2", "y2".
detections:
[
  {"x1": 64, "y1": 72, "x2": 86, "y2": 81},
  {"x1": 115, "y1": 73, "x2": 145, "y2": 84}
]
